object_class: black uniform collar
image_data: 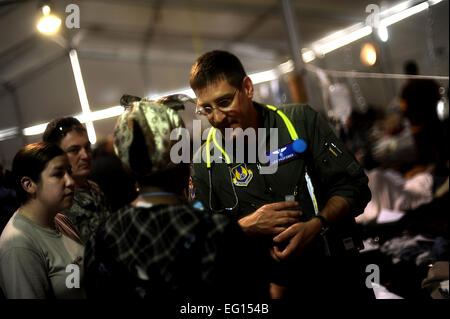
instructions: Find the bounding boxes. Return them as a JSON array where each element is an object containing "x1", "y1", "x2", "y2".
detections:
[
  {"x1": 253, "y1": 101, "x2": 277, "y2": 129},
  {"x1": 253, "y1": 102, "x2": 280, "y2": 144}
]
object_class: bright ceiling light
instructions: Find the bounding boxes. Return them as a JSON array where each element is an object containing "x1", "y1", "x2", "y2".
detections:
[
  {"x1": 84, "y1": 106, "x2": 125, "y2": 122},
  {"x1": 301, "y1": 49, "x2": 316, "y2": 63},
  {"x1": 69, "y1": 49, "x2": 97, "y2": 144},
  {"x1": 20, "y1": 106, "x2": 125, "y2": 137},
  {"x1": 436, "y1": 98, "x2": 449, "y2": 120},
  {"x1": 0, "y1": 127, "x2": 19, "y2": 141},
  {"x1": 380, "y1": 0, "x2": 413, "y2": 17},
  {"x1": 300, "y1": 0, "x2": 441, "y2": 62},
  {"x1": 314, "y1": 26, "x2": 373, "y2": 56},
  {"x1": 380, "y1": 2, "x2": 429, "y2": 27},
  {"x1": 37, "y1": 15, "x2": 61, "y2": 35},
  {"x1": 278, "y1": 60, "x2": 295, "y2": 74},
  {"x1": 37, "y1": 5, "x2": 61, "y2": 35},
  {"x1": 42, "y1": 5, "x2": 51, "y2": 16},
  {"x1": 377, "y1": 26, "x2": 389, "y2": 42},
  {"x1": 23, "y1": 123, "x2": 49, "y2": 136},
  {"x1": 360, "y1": 43, "x2": 377, "y2": 66},
  {"x1": 249, "y1": 69, "x2": 278, "y2": 85}
]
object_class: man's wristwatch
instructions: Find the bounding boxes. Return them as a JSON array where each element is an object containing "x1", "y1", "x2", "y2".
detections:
[{"x1": 313, "y1": 214, "x2": 329, "y2": 236}]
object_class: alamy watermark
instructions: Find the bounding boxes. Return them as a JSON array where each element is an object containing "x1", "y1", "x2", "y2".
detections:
[
  {"x1": 366, "y1": 4, "x2": 381, "y2": 28},
  {"x1": 65, "y1": 4, "x2": 80, "y2": 29},
  {"x1": 65, "y1": 264, "x2": 80, "y2": 289},
  {"x1": 365, "y1": 263, "x2": 380, "y2": 289},
  {"x1": 169, "y1": 120, "x2": 281, "y2": 174}
]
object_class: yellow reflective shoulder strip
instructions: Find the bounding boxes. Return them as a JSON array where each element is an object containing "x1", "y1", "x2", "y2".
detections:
[
  {"x1": 266, "y1": 105, "x2": 299, "y2": 140},
  {"x1": 266, "y1": 104, "x2": 277, "y2": 111},
  {"x1": 277, "y1": 110, "x2": 299, "y2": 140}
]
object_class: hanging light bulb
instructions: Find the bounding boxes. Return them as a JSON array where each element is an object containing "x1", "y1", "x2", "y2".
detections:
[
  {"x1": 360, "y1": 43, "x2": 377, "y2": 66},
  {"x1": 37, "y1": 4, "x2": 61, "y2": 35},
  {"x1": 42, "y1": 5, "x2": 51, "y2": 16}
]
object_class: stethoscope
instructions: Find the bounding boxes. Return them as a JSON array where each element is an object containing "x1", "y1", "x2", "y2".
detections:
[{"x1": 205, "y1": 104, "x2": 319, "y2": 217}]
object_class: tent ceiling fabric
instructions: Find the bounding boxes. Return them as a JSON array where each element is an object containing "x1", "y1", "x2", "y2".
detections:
[{"x1": 0, "y1": 0, "x2": 448, "y2": 167}]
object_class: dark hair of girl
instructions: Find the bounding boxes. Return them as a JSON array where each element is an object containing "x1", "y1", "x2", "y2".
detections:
[{"x1": 12, "y1": 142, "x2": 65, "y2": 204}]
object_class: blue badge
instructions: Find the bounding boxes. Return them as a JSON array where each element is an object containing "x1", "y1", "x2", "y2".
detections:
[
  {"x1": 266, "y1": 142, "x2": 301, "y2": 166},
  {"x1": 231, "y1": 164, "x2": 253, "y2": 187}
]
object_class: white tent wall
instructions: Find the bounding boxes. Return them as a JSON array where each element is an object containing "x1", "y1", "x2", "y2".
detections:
[
  {"x1": 302, "y1": 0, "x2": 448, "y2": 117},
  {"x1": 17, "y1": 59, "x2": 80, "y2": 127},
  {"x1": 0, "y1": 138, "x2": 23, "y2": 171},
  {"x1": 0, "y1": 95, "x2": 16, "y2": 130}
]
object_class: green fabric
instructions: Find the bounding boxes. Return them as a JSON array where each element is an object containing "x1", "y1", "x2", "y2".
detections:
[
  {"x1": 61, "y1": 180, "x2": 110, "y2": 243},
  {"x1": 114, "y1": 94, "x2": 193, "y2": 176}
]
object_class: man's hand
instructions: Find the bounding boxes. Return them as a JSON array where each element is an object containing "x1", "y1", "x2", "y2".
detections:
[
  {"x1": 271, "y1": 196, "x2": 351, "y2": 260},
  {"x1": 271, "y1": 218, "x2": 322, "y2": 260},
  {"x1": 238, "y1": 201, "x2": 302, "y2": 237}
]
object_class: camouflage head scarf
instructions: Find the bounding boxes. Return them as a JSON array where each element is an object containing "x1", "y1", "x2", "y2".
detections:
[{"x1": 114, "y1": 94, "x2": 194, "y2": 176}]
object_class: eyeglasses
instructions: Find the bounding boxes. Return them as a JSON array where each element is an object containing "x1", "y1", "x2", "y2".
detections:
[{"x1": 195, "y1": 89, "x2": 239, "y2": 116}]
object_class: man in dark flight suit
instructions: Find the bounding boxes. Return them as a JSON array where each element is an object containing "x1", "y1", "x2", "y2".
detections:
[{"x1": 189, "y1": 50, "x2": 373, "y2": 300}]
